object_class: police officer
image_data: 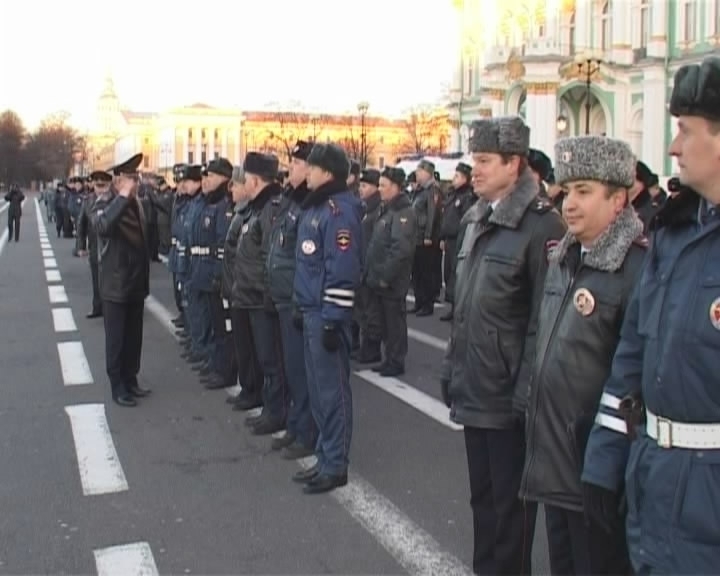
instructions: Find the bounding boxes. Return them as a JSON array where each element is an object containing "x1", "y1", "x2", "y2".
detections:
[
  {"x1": 191, "y1": 158, "x2": 235, "y2": 389},
  {"x1": 168, "y1": 164, "x2": 189, "y2": 328},
  {"x1": 4, "y1": 184, "x2": 24, "y2": 242},
  {"x1": 77, "y1": 170, "x2": 111, "y2": 318},
  {"x1": 630, "y1": 160, "x2": 666, "y2": 233},
  {"x1": 54, "y1": 182, "x2": 67, "y2": 237},
  {"x1": 178, "y1": 166, "x2": 208, "y2": 365},
  {"x1": 410, "y1": 159, "x2": 440, "y2": 316},
  {"x1": 527, "y1": 148, "x2": 554, "y2": 197},
  {"x1": 521, "y1": 136, "x2": 646, "y2": 575},
  {"x1": 224, "y1": 167, "x2": 263, "y2": 411},
  {"x1": 233, "y1": 152, "x2": 287, "y2": 435},
  {"x1": 291, "y1": 143, "x2": 363, "y2": 494},
  {"x1": 582, "y1": 56, "x2": 720, "y2": 575},
  {"x1": 438, "y1": 162, "x2": 475, "y2": 322},
  {"x1": 352, "y1": 168, "x2": 383, "y2": 363},
  {"x1": 347, "y1": 160, "x2": 360, "y2": 195},
  {"x1": 154, "y1": 176, "x2": 174, "y2": 256},
  {"x1": 266, "y1": 140, "x2": 317, "y2": 458},
  {"x1": 440, "y1": 116, "x2": 566, "y2": 575},
  {"x1": 91, "y1": 154, "x2": 151, "y2": 407},
  {"x1": 365, "y1": 167, "x2": 417, "y2": 377},
  {"x1": 68, "y1": 177, "x2": 85, "y2": 246}
]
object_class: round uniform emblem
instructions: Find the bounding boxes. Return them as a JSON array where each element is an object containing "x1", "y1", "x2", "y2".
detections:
[
  {"x1": 301, "y1": 239, "x2": 316, "y2": 255},
  {"x1": 455, "y1": 199, "x2": 461, "y2": 207},
  {"x1": 573, "y1": 288, "x2": 595, "y2": 317},
  {"x1": 242, "y1": 223, "x2": 249, "y2": 233},
  {"x1": 279, "y1": 232, "x2": 285, "y2": 246},
  {"x1": 710, "y1": 297, "x2": 720, "y2": 330},
  {"x1": 204, "y1": 216, "x2": 211, "y2": 228}
]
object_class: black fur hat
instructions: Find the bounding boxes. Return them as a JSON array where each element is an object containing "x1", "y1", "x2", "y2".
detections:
[
  {"x1": 307, "y1": 143, "x2": 350, "y2": 181},
  {"x1": 381, "y1": 167, "x2": 406, "y2": 187},
  {"x1": 670, "y1": 57, "x2": 720, "y2": 121},
  {"x1": 243, "y1": 152, "x2": 279, "y2": 181},
  {"x1": 360, "y1": 169, "x2": 381, "y2": 186},
  {"x1": 528, "y1": 149, "x2": 553, "y2": 182}
]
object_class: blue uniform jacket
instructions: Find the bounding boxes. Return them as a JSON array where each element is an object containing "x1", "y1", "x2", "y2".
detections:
[
  {"x1": 294, "y1": 181, "x2": 364, "y2": 324},
  {"x1": 168, "y1": 195, "x2": 188, "y2": 274},
  {"x1": 582, "y1": 191, "x2": 720, "y2": 574},
  {"x1": 178, "y1": 193, "x2": 204, "y2": 285},
  {"x1": 267, "y1": 182, "x2": 310, "y2": 306},
  {"x1": 189, "y1": 186, "x2": 232, "y2": 293}
]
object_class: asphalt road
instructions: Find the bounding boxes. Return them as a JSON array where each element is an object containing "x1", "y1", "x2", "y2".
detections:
[{"x1": 0, "y1": 195, "x2": 550, "y2": 575}]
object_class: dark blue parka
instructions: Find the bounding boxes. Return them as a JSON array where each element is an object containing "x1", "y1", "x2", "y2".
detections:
[
  {"x1": 582, "y1": 190, "x2": 720, "y2": 574},
  {"x1": 189, "y1": 185, "x2": 232, "y2": 293},
  {"x1": 168, "y1": 194, "x2": 189, "y2": 275}
]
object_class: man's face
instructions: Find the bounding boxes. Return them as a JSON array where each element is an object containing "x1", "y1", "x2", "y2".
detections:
[
  {"x1": 471, "y1": 153, "x2": 518, "y2": 200},
  {"x1": 669, "y1": 115, "x2": 720, "y2": 196},
  {"x1": 204, "y1": 172, "x2": 226, "y2": 193},
  {"x1": 358, "y1": 182, "x2": 377, "y2": 200},
  {"x1": 415, "y1": 168, "x2": 431, "y2": 185},
  {"x1": 289, "y1": 157, "x2": 309, "y2": 188},
  {"x1": 562, "y1": 179, "x2": 626, "y2": 246},
  {"x1": 452, "y1": 172, "x2": 467, "y2": 189},
  {"x1": 378, "y1": 177, "x2": 398, "y2": 202},
  {"x1": 230, "y1": 180, "x2": 247, "y2": 203},
  {"x1": 307, "y1": 166, "x2": 331, "y2": 190},
  {"x1": 184, "y1": 180, "x2": 201, "y2": 195}
]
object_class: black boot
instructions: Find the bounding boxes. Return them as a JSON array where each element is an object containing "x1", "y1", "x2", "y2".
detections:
[
  {"x1": 356, "y1": 339, "x2": 382, "y2": 364},
  {"x1": 439, "y1": 304, "x2": 454, "y2": 322}
]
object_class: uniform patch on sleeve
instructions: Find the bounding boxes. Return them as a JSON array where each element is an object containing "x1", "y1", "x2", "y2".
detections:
[
  {"x1": 336, "y1": 229, "x2": 351, "y2": 251},
  {"x1": 545, "y1": 239, "x2": 560, "y2": 261}
]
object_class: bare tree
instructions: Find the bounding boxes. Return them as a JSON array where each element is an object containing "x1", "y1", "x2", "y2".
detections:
[
  {"x1": 0, "y1": 110, "x2": 26, "y2": 183},
  {"x1": 264, "y1": 102, "x2": 330, "y2": 160},
  {"x1": 24, "y1": 112, "x2": 83, "y2": 181},
  {"x1": 336, "y1": 117, "x2": 375, "y2": 167},
  {"x1": 399, "y1": 106, "x2": 448, "y2": 155}
]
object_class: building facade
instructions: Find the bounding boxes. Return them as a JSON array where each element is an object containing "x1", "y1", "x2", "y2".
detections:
[
  {"x1": 87, "y1": 76, "x2": 452, "y2": 175},
  {"x1": 448, "y1": 0, "x2": 720, "y2": 176}
]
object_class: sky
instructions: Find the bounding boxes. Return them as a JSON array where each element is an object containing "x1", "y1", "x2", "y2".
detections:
[{"x1": 0, "y1": 0, "x2": 459, "y2": 132}]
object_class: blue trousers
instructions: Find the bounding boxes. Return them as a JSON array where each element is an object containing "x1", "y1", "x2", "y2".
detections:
[
  {"x1": 186, "y1": 287, "x2": 212, "y2": 360},
  {"x1": 278, "y1": 306, "x2": 317, "y2": 449},
  {"x1": 303, "y1": 311, "x2": 353, "y2": 476}
]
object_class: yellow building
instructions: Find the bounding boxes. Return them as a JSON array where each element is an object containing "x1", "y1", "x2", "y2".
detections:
[{"x1": 87, "y1": 76, "x2": 453, "y2": 174}]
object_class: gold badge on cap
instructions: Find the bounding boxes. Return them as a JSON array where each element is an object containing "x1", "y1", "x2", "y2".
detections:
[
  {"x1": 710, "y1": 297, "x2": 720, "y2": 330},
  {"x1": 573, "y1": 288, "x2": 595, "y2": 317}
]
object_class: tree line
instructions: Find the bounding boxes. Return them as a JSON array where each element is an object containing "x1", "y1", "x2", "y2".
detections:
[{"x1": 0, "y1": 109, "x2": 84, "y2": 186}]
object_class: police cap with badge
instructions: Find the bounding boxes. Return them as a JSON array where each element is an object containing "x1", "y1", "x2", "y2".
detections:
[
  {"x1": 307, "y1": 143, "x2": 350, "y2": 181},
  {"x1": 177, "y1": 164, "x2": 203, "y2": 182},
  {"x1": 291, "y1": 139, "x2": 314, "y2": 161},
  {"x1": 110, "y1": 153, "x2": 143, "y2": 177}
]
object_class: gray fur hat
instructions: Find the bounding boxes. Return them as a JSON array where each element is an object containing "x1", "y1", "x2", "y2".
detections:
[
  {"x1": 554, "y1": 136, "x2": 635, "y2": 188},
  {"x1": 468, "y1": 116, "x2": 530, "y2": 156}
]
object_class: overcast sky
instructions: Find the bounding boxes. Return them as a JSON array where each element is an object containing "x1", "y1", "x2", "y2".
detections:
[{"x1": 0, "y1": 0, "x2": 458, "y2": 131}]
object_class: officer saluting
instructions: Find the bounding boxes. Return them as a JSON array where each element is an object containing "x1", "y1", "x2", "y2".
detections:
[
  {"x1": 292, "y1": 143, "x2": 363, "y2": 494},
  {"x1": 91, "y1": 153, "x2": 152, "y2": 407},
  {"x1": 521, "y1": 136, "x2": 646, "y2": 575},
  {"x1": 582, "y1": 56, "x2": 720, "y2": 575},
  {"x1": 441, "y1": 116, "x2": 566, "y2": 575}
]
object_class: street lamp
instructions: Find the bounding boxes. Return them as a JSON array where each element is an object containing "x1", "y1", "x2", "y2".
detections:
[
  {"x1": 576, "y1": 57, "x2": 602, "y2": 135},
  {"x1": 309, "y1": 114, "x2": 319, "y2": 141},
  {"x1": 556, "y1": 114, "x2": 568, "y2": 133},
  {"x1": 357, "y1": 101, "x2": 370, "y2": 169}
]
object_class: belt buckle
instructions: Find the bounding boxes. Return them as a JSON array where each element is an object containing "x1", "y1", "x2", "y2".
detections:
[{"x1": 656, "y1": 417, "x2": 673, "y2": 449}]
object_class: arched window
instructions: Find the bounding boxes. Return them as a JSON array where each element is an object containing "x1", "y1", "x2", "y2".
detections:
[
  {"x1": 563, "y1": 11, "x2": 576, "y2": 55},
  {"x1": 601, "y1": 2, "x2": 612, "y2": 52},
  {"x1": 683, "y1": 0, "x2": 697, "y2": 42},
  {"x1": 640, "y1": 0, "x2": 651, "y2": 47}
]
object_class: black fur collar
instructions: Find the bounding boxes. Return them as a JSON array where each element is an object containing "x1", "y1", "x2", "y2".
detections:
[
  {"x1": 301, "y1": 179, "x2": 347, "y2": 209},
  {"x1": 251, "y1": 182, "x2": 283, "y2": 210},
  {"x1": 204, "y1": 184, "x2": 227, "y2": 205},
  {"x1": 652, "y1": 187, "x2": 700, "y2": 229},
  {"x1": 289, "y1": 181, "x2": 310, "y2": 204}
]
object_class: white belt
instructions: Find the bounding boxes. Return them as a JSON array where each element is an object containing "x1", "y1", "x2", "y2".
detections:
[
  {"x1": 647, "y1": 409, "x2": 720, "y2": 449},
  {"x1": 171, "y1": 238, "x2": 177, "y2": 246},
  {"x1": 190, "y1": 247, "x2": 210, "y2": 255}
]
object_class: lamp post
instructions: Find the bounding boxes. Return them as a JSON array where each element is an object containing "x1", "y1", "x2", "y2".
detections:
[
  {"x1": 577, "y1": 57, "x2": 602, "y2": 135},
  {"x1": 309, "y1": 114, "x2": 319, "y2": 141},
  {"x1": 556, "y1": 114, "x2": 568, "y2": 134},
  {"x1": 357, "y1": 101, "x2": 369, "y2": 169}
]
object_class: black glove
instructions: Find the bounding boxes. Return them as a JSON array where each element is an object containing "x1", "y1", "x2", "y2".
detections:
[
  {"x1": 322, "y1": 323, "x2": 341, "y2": 352},
  {"x1": 582, "y1": 482, "x2": 619, "y2": 534},
  {"x1": 292, "y1": 307, "x2": 304, "y2": 331},
  {"x1": 440, "y1": 378, "x2": 451, "y2": 408}
]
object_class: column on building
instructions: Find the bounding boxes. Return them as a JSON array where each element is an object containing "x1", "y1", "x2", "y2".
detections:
[
  {"x1": 573, "y1": 0, "x2": 591, "y2": 51},
  {"x1": 525, "y1": 82, "x2": 559, "y2": 160},
  {"x1": 208, "y1": 127, "x2": 215, "y2": 159},
  {"x1": 487, "y1": 88, "x2": 505, "y2": 118},
  {"x1": 195, "y1": 127, "x2": 202, "y2": 164},
  {"x1": 182, "y1": 128, "x2": 189, "y2": 163},
  {"x1": 221, "y1": 128, "x2": 228, "y2": 157},
  {"x1": 641, "y1": 66, "x2": 667, "y2": 175},
  {"x1": 648, "y1": 0, "x2": 668, "y2": 59},
  {"x1": 611, "y1": 1, "x2": 633, "y2": 65},
  {"x1": 233, "y1": 129, "x2": 241, "y2": 165}
]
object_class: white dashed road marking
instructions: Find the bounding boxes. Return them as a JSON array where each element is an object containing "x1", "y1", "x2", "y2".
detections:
[
  {"x1": 48, "y1": 285, "x2": 68, "y2": 304},
  {"x1": 57, "y1": 342, "x2": 93, "y2": 386},
  {"x1": 94, "y1": 542, "x2": 159, "y2": 576},
  {"x1": 65, "y1": 404, "x2": 129, "y2": 496},
  {"x1": 44, "y1": 257, "x2": 58, "y2": 269},
  {"x1": 46, "y1": 269, "x2": 62, "y2": 282},
  {"x1": 52, "y1": 308, "x2": 77, "y2": 333}
]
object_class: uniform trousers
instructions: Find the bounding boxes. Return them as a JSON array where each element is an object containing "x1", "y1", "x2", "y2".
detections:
[
  {"x1": 230, "y1": 307, "x2": 263, "y2": 402},
  {"x1": 354, "y1": 284, "x2": 382, "y2": 343},
  {"x1": 303, "y1": 311, "x2": 352, "y2": 476},
  {"x1": 412, "y1": 245, "x2": 436, "y2": 311},
  {"x1": 172, "y1": 274, "x2": 183, "y2": 314},
  {"x1": 7, "y1": 213, "x2": 20, "y2": 242},
  {"x1": 248, "y1": 309, "x2": 288, "y2": 425},
  {"x1": 544, "y1": 505, "x2": 631, "y2": 576},
  {"x1": 442, "y1": 238, "x2": 458, "y2": 303},
  {"x1": 186, "y1": 287, "x2": 213, "y2": 359},
  {"x1": 367, "y1": 290, "x2": 408, "y2": 369},
  {"x1": 207, "y1": 291, "x2": 235, "y2": 385},
  {"x1": 89, "y1": 257, "x2": 102, "y2": 314},
  {"x1": 464, "y1": 423, "x2": 537, "y2": 576},
  {"x1": 277, "y1": 305, "x2": 316, "y2": 449},
  {"x1": 103, "y1": 299, "x2": 144, "y2": 398}
]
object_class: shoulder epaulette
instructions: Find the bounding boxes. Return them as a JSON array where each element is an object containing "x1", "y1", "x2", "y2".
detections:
[
  {"x1": 633, "y1": 235, "x2": 649, "y2": 248},
  {"x1": 529, "y1": 197, "x2": 553, "y2": 214},
  {"x1": 327, "y1": 198, "x2": 340, "y2": 215}
]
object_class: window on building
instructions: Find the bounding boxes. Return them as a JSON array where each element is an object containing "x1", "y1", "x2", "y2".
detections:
[
  {"x1": 188, "y1": 151, "x2": 194, "y2": 163},
  {"x1": 188, "y1": 128, "x2": 193, "y2": 139},
  {"x1": 214, "y1": 151, "x2": 219, "y2": 160},
  {"x1": 683, "y1": 0, "x2": 697, "y2": 42},
  {"x1": 144, "y1": 137, "x2": 149, "y2": 145},
  {"x1": 214, "y1": 129, "x2": 219, "y2": 140},
  {"x1": 640, "y1": 1, "x2": 651, "y2": 47},
  {"x1": 379, "y1": 156, "x2": 385, "y2": 169},
  {"x1": 464, "y1": 57, "x2": 474, "y2": 96},
  {"x1": 601, "y1": 2, "x2": 612, "y2": 52},
  {"x1": 143, "y1": 156, "x2": 149, "y2": 168},
  {"x1": 201, "y1": 151, "x2": 207, "y2": 164},
  {"x1": 201, "y1": 128, "x2": 206, "y2": 140},
  {"x1": 568, "y1": 12, "x2": 576, "y2": 55}
]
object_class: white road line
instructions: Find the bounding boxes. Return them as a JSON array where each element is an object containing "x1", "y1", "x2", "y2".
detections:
[
  {"x1": 407, "y1": 327, "x2": 447, "y2": 352},
  {"x1": 40, "y1": 242, "x2": 51, "y2": 249},
  {"x1": 297, "y1": 457, "x2": 472, "y2": 576},
  {"x1": 46, "y1": 269, "x2": 62, "y2": 282},
  {"x1": 42, "y1": 249, "x2": 54, "y2": 257},
  {"x1": 48, "y1": 285, "x2": 68, "y2": 304},
  {"x1": 52, "y1": 308, "x2": 77, "y2": 332},
  {"x1": 145, "y1": 295, "x2": 179, "y2": 340},
  {"x1": 356, "y1": 370, "x2": 461, "y2": 431},
  {"x1": 158, "y1": 254, "x2": 168, "y2": 264},
  {"x1": 44, "y1": 257, "x2": 57, "y2": 269},
  {"x1": 65, "y1": 404, "x2": 129, "y2": 496},
  {"x1": 94, "y1": 542, "x2": 158, "y2": 576},
  {"x1": 0, "y1": 229, "x2": 8, "y2": 258},
  {"x1": 57, "y1": 341, "x2": 94, "y2": 385},
  {"x1": 406, "y1": 293, "x2": 446, "y2": 309}
]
